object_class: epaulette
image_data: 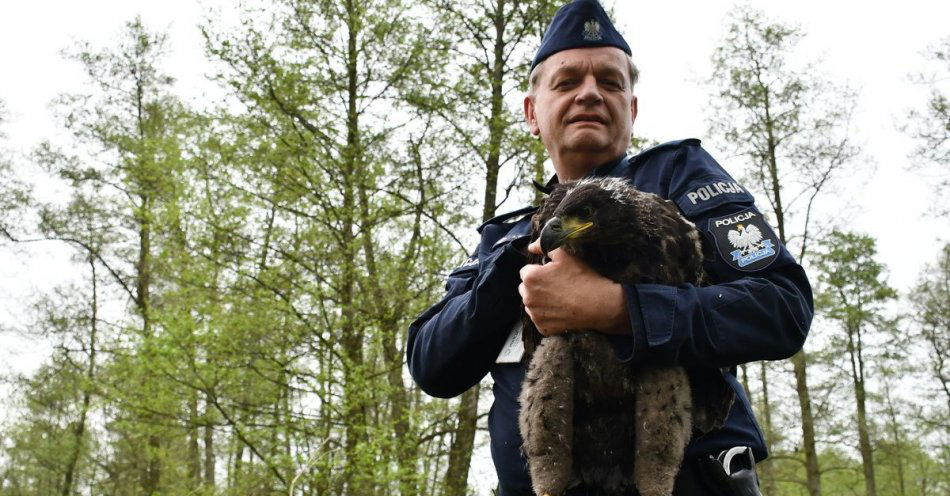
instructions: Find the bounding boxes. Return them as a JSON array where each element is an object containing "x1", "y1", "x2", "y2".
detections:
[
  {"x1": 476, "y1": 205, "x2": 538, "y2": 233},
  {"x1": 628, "y1": 138, "x2": 702, "y2": 167}
]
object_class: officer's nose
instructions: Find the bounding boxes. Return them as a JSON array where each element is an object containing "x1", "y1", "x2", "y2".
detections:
[{"x1": 574, "y1": 75, "x2": 603, "y2": 105}]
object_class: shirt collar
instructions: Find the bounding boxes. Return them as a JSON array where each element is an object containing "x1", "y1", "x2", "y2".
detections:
[{"x1": 532, "y1": 153, "x2": 628, "y2": 195}]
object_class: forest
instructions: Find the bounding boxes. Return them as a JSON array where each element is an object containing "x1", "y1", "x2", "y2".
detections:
[{"x1": 0, "y1": 1, "x2": 948, "y2": 495}]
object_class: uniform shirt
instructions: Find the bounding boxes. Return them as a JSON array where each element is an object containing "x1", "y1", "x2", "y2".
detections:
[{"x1": 406, "y1": 139, "x2": 814, "y2": 495}]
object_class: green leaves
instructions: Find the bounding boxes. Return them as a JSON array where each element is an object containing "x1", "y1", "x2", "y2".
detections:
[
  {"x1": 707, "y1": 6, "x2": 858, "y2": 261},
  {"x1": 907, "y1": 37, "x2": 950, "y2": 216},
  {"x1": 0, "y1": 1, "x2": 565, "y2": 495},
  {"x1": 815, "y1": 230, "x2": 897, "y2": 322}
]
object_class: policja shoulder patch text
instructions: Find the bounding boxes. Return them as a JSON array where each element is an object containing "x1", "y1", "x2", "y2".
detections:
[{"x1": 708, "y1": 207, "x2": 779, "y2": 272}]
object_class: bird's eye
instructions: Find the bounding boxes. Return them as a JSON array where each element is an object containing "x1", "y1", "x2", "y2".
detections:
[{"x1": 579, "y1": 206, "x2": 594, "y2": 218}]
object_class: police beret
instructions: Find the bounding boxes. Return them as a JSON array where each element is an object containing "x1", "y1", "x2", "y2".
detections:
[{"x1": 531, "y1": 0, "x2": 631, "y2": 71}]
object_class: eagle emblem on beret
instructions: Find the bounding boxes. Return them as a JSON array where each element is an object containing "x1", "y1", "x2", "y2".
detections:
[{"x1": 582, "y1": 19, "x2": 602, "y2": 41}]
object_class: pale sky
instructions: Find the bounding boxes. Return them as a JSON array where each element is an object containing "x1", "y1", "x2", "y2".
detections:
[
  {"x1": 1, "y1": 0, "x2": 949, "y2": 492},
  {"x1": 618, "y1": 0, "x2": 949, "y2": 288}
]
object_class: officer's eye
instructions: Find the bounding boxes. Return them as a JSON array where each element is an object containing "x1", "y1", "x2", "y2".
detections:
[{"x1": 554, "y1": 78, "x2": 577, "y2": 89}]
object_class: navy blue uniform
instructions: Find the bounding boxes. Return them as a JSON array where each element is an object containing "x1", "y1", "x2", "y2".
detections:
[{"x1": 407, "y1": 139, "x2": 813, "y2": 495}]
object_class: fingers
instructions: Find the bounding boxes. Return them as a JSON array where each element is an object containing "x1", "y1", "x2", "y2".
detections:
[
  {"x1": 518, "y1": 267, "x2": 540, "y2": 312},
  {"x1": 524, "y1": 305, "x2": 554, "y2": 336},
  {"x1": 522, "y1": 302, "x2": 540, "y2": 332},
  {"x1": 526, "y1": 239, "x2": 567, "y2": 264},
  {"x1": 546, "y1": 247, "x2": 566, "y2": 262},
  {"x1": 519, "y1": 263, "x2": 534, "y2": 285},
  {"x1": 521, "y1": 255, "x2": 583, "y2": 336},
  {"x1": 527, "y1": 240, "x2": 542, "y2": 255},
  {"x1": 519, "y1": 265, "x2": 554, "y2": 336},
  {"x1": 522, "y1": 296, "x2": 558, "y2": 337}
]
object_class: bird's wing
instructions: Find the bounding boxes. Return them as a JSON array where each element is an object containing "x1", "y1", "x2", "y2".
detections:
[{"x1": 745, "y1": 225, "x2": 763, "y2": 245}]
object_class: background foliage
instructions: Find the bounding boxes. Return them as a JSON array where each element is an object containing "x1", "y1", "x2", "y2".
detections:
[{"x1": 1, "y1": 2, "x2": 948, "y2": 495}]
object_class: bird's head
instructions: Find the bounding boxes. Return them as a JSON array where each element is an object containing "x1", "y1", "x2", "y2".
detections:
[{"x1": 538, "y1": 178, "x2": 637, "y2": 257}]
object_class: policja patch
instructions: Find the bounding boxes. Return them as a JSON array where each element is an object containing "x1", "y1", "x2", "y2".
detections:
[{"x1": 708, "y1": 207, "x2": 779, "y2": 272}]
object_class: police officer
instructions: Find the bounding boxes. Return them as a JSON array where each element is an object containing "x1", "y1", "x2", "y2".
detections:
[{"x1": 406, "y1": 1, "x2": 813, "y2": 494}]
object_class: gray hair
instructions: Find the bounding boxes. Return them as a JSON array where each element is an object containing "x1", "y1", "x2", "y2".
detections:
[{"x1": 528, "y1": 53, "x2": 639, "y2": 95}]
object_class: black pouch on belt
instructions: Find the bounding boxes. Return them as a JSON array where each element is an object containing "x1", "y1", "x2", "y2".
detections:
[{"x1": 700, "y1": 446, "x2": 763, "y2": 496}]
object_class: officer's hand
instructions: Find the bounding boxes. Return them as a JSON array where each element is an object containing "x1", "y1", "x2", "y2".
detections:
[{"x1": 519, "y1": 240, "x2": 630, "y2": 336}]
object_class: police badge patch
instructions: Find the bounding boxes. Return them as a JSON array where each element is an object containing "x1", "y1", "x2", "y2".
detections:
[{"x1": 708, "y1": 207, "x2": 779, "y2": 272}]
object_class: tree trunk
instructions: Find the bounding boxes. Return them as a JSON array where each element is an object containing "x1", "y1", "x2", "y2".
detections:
[
  {"x1": 758, "y1": 361, "x2": 776, "y2": 496},
  {"x1": 481, "y1": 0, "x2": 507, "y2": 222},
  {"x1": 884, "y1": 384, "x2": 906, "y2": 496},
  {"x1": 761, "y1": 90, "x2": 821, "y2": 496},
  {"x1": 204, "y1": 402, "x2": 215, "y2": 488},
  {"x1": 847, "y1": 325, "x2": 877, "y2": 496},
  {"x1": 854, "y1": 376, "x2": 876, "y2": 496},
  {"x1": 186, "y1": 391, "x2": 201, "y2": 489},
  {"x1": 62, "y1": 258, "x2": 99, "y2": 496},
  {"x1": 341, "y1": 1, "x2": 369, "y2": 493},
  {"x1": 232, "y1": 433, "x2": 244, "y2": 490},
  {"x1": 135, "y1": 192, "x2": 161, "y2": 494},
  {"x1": 531, "y1": 143, "x2": 547, "y2": 206},
  {"x1": 132, "y1": 65, "x2": 161, "y2": 492},
  {"x1": 792, "y1": 351, "x2": 821, "y2": 496},
  {"x1": 356, "y1": 143, "x2": 426, "y2": 495},
  {"x1": 739, "y1": 364, "x2": 750, "y2": 401},
  {"x1": 444, "y1": 388, "x2": 479, "y2": 496},
  {"x1": 62, "y1": 372, "x2": 91, "y2": 496},
  {"x1": 447, "y1": 2, "x2": 510, "y2": 494}
]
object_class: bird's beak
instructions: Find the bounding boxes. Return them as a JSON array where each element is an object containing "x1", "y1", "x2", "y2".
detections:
[{"x1": 539, "y1": 216, "x2": 593, "y2": 256}]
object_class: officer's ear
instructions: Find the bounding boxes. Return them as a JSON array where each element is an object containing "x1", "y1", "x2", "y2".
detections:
[
  {"x1": 524, "y1": 95, "x2": 540, "y2": 136},
  {"x1": 630, "y1": 95, "x2": 638, "y2": 126}
]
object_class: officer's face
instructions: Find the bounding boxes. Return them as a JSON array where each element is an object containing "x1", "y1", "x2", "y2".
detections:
[{"x1": 524, "y1": 47, "x2": 637, "y2": 172}]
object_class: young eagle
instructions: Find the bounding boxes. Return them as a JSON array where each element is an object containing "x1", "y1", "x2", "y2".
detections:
[{"x1": 519, "y1": 177, "x2": 734, "y2": 496}]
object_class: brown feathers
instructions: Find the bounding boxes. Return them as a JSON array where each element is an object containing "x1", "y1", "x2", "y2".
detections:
[{"x1": 518, "y1": 177, "x2": 733, "y2": 496}]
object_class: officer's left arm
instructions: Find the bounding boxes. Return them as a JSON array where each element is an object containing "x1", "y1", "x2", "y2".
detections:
[
  {"x1": 617, "y1": 145, "x2": 814, "y2": 368},
  {"x1": 620, "y1": 217, "x2": 812, "y2": 368}
]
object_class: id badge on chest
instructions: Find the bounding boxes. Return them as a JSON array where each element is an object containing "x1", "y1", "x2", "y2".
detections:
[{"x1": 495, "y1": 320, "x2": 524, "y2": 363}]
